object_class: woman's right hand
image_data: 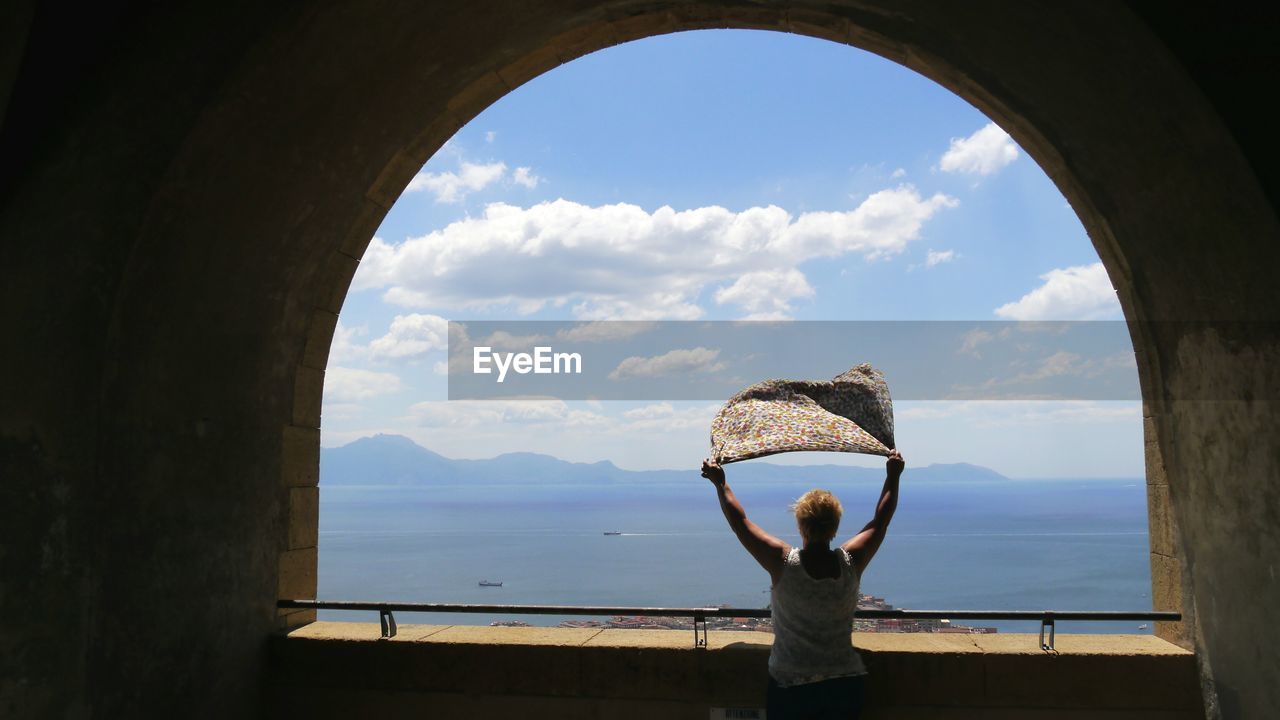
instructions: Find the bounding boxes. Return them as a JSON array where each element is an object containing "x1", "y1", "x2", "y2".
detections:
[{"x1": 701, "y1": 458, "x2": 726, "y2": 488}]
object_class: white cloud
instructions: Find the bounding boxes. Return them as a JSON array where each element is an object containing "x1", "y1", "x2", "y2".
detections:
[
  {"x1": 939, "y1": 123, "x2": 1019, "y2": 176},
  {"x1": 367, "y1": 313, "x2": 449, "y2": 361},
  {"x1": 323, "y1": 367, "x2": 405, "y2": 402},
  {"x1": 891, "y1": 167, "x2": 907, "y2": 178},
  {"x1": 895, "y1": 400, "x2": 1140, "y2": 425},
  {"x1": 353, "y1": 186, "x2": 957, "y2": 319},
  {"x1": 479, "y1": 330, "x2": 550, "y2": 350},
  {"x1": 408, "y1": 399, "x2": 605, "y2": 429},
  {"x1": 714, "y1": 268, "x2": 814, "y2": 319},
  {"x1": 609, "y1": 347, "x2": 725, "y2": 380},
  {"x1": 925, "y1": 249, "x2": 956, "y2": 267},
  {"x1": 329, "y1": 321, "x2": 368, "y2": 363},
  {"x1": 512, "y1": 166, "x2": 540, "y2": 189},
  {"x1": 406, "y1": 160, "x2": 507, "y2": 203},
  {"x1": 321, "y1": 402, "x2": 365, "y2": 422},
  {"x1": 958, "y1": 328, "x2": 994, "y2": 357},
  {"x1": 404, "y1": 399, "x2": 719, "y2": 438},
  {"x1": 621, "y1": 402, "x2": 719, "y2": 431},
  {"x1": 1028, "y1": 351, "x2": 1088, "y2": 379},
  {"x1": 571, "y1": 294, "x2": 704, "y2": 321},
  {"x1": 554, "y1": 321, "x2": 657, "y2": 343},
  {"x1": 994, "y1": 263, "x2": 1121, "y2": 320},
  {"x1": 1002, "y1": 350, "x2": 1134, "y2": 385}
]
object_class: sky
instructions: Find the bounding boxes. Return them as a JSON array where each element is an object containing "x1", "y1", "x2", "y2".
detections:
[{"x1": 321, "y1": 30, "x2": 1142, "y2": 479}]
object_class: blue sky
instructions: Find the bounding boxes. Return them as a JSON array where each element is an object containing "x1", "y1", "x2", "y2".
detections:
[{"x1": 323, "y1": 30, "x2": 1141, "y2": 478}]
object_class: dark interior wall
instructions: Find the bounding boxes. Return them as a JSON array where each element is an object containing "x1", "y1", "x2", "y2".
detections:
[
  {"x1": 0, "y1": 2, "x2": 1276, "y2": 719},
  {"x1": 1123, "y1": 1, "x2": 1280, "y2": 216},
  {"x1": 0, "y1": 3, "x2": 315, "y2": 716}
]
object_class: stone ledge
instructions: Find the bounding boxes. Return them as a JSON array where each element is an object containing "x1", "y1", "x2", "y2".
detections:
[
  {"x1": 282, "y1": 621, "x2": 1191, "y2": 656},
  {"x1": 270, "y1": 622, "x2": 1202, "y2": 717}
]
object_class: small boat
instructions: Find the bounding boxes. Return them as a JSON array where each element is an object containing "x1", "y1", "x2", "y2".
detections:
[
  {"x1": 1138, "y1": 623, "x2": 1149, "y2": 630},
  {"x1": 603, "y1": 531, "x2": 622, "y2": 536},
  {"x1": 479, "y1": 580, "x2": 503, "y2": 587}
]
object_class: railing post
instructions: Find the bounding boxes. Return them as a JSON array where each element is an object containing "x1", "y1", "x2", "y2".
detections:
[{"x1": 1039, "y1": 615, "x2": 1055, "y2": 652}]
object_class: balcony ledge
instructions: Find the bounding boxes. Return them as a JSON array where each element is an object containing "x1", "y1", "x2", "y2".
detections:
[{"x1": 269, "y1": 622, "x2": 1202, "y2": 719}]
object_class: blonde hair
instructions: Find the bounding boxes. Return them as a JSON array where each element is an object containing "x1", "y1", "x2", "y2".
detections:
[{"x1": 792, "y1": 489, "x2": 843, "y2": 543}]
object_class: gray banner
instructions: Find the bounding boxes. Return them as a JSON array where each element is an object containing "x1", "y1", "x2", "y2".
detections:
[{"x1": 447, "y1": 320, "x2": 1146, "y2": 401}]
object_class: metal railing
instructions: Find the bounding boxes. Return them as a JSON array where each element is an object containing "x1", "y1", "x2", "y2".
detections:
[{"x1": 278, "y1": 599, "x2": 1179, "y2": 652}]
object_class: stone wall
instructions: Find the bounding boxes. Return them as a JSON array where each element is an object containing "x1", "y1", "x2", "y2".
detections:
[
  {"x1": 270, "y1": 623, "x2": 1204, "y2": 719},
  {"x1": 3, "y1": 2, "x2": 1278, "y2": 718}
]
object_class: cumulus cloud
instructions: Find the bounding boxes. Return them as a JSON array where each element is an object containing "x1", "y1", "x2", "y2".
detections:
[
  {"x1": 554, "y1": 322, "x2": 657, "y2": 343},
  {"x1": 939, "y1": 123, "x2": 1019, "y2": 176},
  {"x1": 609, "y1": 347, "x2": 725, "y2": 381},
  {"x1": 512, "y1": 166, "x2": 540, "y2": 189},
  {"x1": 408, "y1": 399, "x2": 605, "y2": 429},
  {"x1": 329, "y1": 321, "x2": 369, "y2": 363},
  {"x1": 994, "y1": 263, "x2": 1121, "y2": 320},
  {"x1": 895, "y1": 400, "x2": 1140, "y2": 425},
  {"x1": 367, "y1": 314, "x2": 449, "y2": 361},
  {"x1": 353, "y1": 186, "x2": 957, "y2": 320},
  {"x1": 925, "y1": 249, "x2": 956, "y2": 267},
  {"x1": 406, "y1": 160, "x2": 507, "y2": 203},
  {"x1": 714, "y1": 268, "x2": 815, "y2": 320},
  {"x1": 323, "y1": 367, "x2": 405, "y2": 402},
  {"x1": 621, "y1": 402, "x2": 720, "y2": 431},
  {"x1": 1006, "y1": 350, "x2": 1134, "y2": 385},
  {"x1": 1017, "y1": 351, "x2": 1092, "y2": 381},
  {"x1": 322, "y1": 402, "x2": 365, "y2": 422},
  {"x1": 479, "y1": 330, "x2": 549, "y2": 350},
  {"x1": 958, "y1": 328, "x2": 994, "y2": 357}
]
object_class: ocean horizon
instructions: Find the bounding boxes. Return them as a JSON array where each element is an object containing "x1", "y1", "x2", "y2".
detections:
[{"x1": 317, "y1": 477, "x2": 1152, "y2": 635}]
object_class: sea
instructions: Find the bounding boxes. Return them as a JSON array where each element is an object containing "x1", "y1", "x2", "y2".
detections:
[{"x1": 318, "y1": 478, "x2": 1152, "y2": 635}]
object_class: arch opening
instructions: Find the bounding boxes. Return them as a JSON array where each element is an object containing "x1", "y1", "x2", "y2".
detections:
[{"x1": 309, "y1": 25, "x2": 1162, "y2": 635}]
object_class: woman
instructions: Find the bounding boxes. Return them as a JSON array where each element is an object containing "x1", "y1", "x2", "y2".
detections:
[{"x1": 701, "y1": 450, "x2": 904, "y2": 720}]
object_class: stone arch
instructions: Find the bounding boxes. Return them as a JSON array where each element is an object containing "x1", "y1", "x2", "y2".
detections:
[{"x1": 4, "y1": 2, "x2": 1277, "y2": 718}]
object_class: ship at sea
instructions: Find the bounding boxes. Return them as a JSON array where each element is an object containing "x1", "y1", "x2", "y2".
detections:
[
  {"x1": 478, "y1": 580, "x2": 503, "y2": 587},
  {"x1": 603, "y1": 531, "x2": 622, "y2": 536}
]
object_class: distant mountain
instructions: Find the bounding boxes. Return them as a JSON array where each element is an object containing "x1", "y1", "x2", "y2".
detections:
[
  {"x1": 320, "y1": 433, "x2": 455, "y2": 485},
  {"x1": 320, "y1": 434, "x2": 1012, "y2": 486}
]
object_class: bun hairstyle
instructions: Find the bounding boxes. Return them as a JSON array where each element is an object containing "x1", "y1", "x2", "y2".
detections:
[{"x1": 792, "y1": 489, "x2": 843, "y2": 543}]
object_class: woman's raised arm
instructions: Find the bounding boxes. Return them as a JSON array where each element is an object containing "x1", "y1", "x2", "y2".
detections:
[
  {"x1": 841, "y1": 450, "x2": 904, "y2": 575},
  {"x1": 703, "y1": 458, "x2": 788, "y2": 583}
]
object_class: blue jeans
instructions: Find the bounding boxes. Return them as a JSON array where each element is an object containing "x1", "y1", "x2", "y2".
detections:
[{"x1": 766, "y1": 674, "x2": 865, "y2": 720}]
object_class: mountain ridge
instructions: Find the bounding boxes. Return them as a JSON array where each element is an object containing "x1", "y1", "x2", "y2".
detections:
[{"x1": 320, "y1": 434, "x2": 1012, "y2": 486}]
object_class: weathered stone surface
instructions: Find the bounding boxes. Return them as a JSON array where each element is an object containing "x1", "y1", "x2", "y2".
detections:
[
  {"x1": 268, "y1": 625, "x2": 1204, "y2": 718},
  {"x1": 3, "y1": 2, "x2": 1278, "y2": 718},
  {"x1": 277, "y1": 548, "x2": 317, "y2": 601},
  {"x1": 281, "y1": 424, "x2": 320, "y2": 487},
  {"x1": 1148, "y1": 482, "x2": 1179, "y2": 558},
  {"x1": 300, "y1": 310, "x2": 339, "y2": 371},
  {"x1": 291, "y1": 366, "x2": 325, "y2": 429},
  {"x1": 287, "y1": 487, "x2": 319, "y2": 550}
]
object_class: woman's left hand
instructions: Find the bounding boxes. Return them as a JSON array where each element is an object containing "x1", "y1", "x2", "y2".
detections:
[{"x1": 886, "y1": 449, "x2": 905, "y2": 478}]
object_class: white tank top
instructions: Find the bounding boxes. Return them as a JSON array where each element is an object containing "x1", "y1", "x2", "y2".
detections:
[{"x1": 768, "y1": 547, "x2": 867, "y2": 687}]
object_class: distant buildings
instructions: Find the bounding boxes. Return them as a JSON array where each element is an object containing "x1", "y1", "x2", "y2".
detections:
[
  {"x1": 505, "y1": 593, "x2": 999, "y2": 634},
  {"x1": 854, "y1": 594, "x2": 998, "y2": 634}
]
